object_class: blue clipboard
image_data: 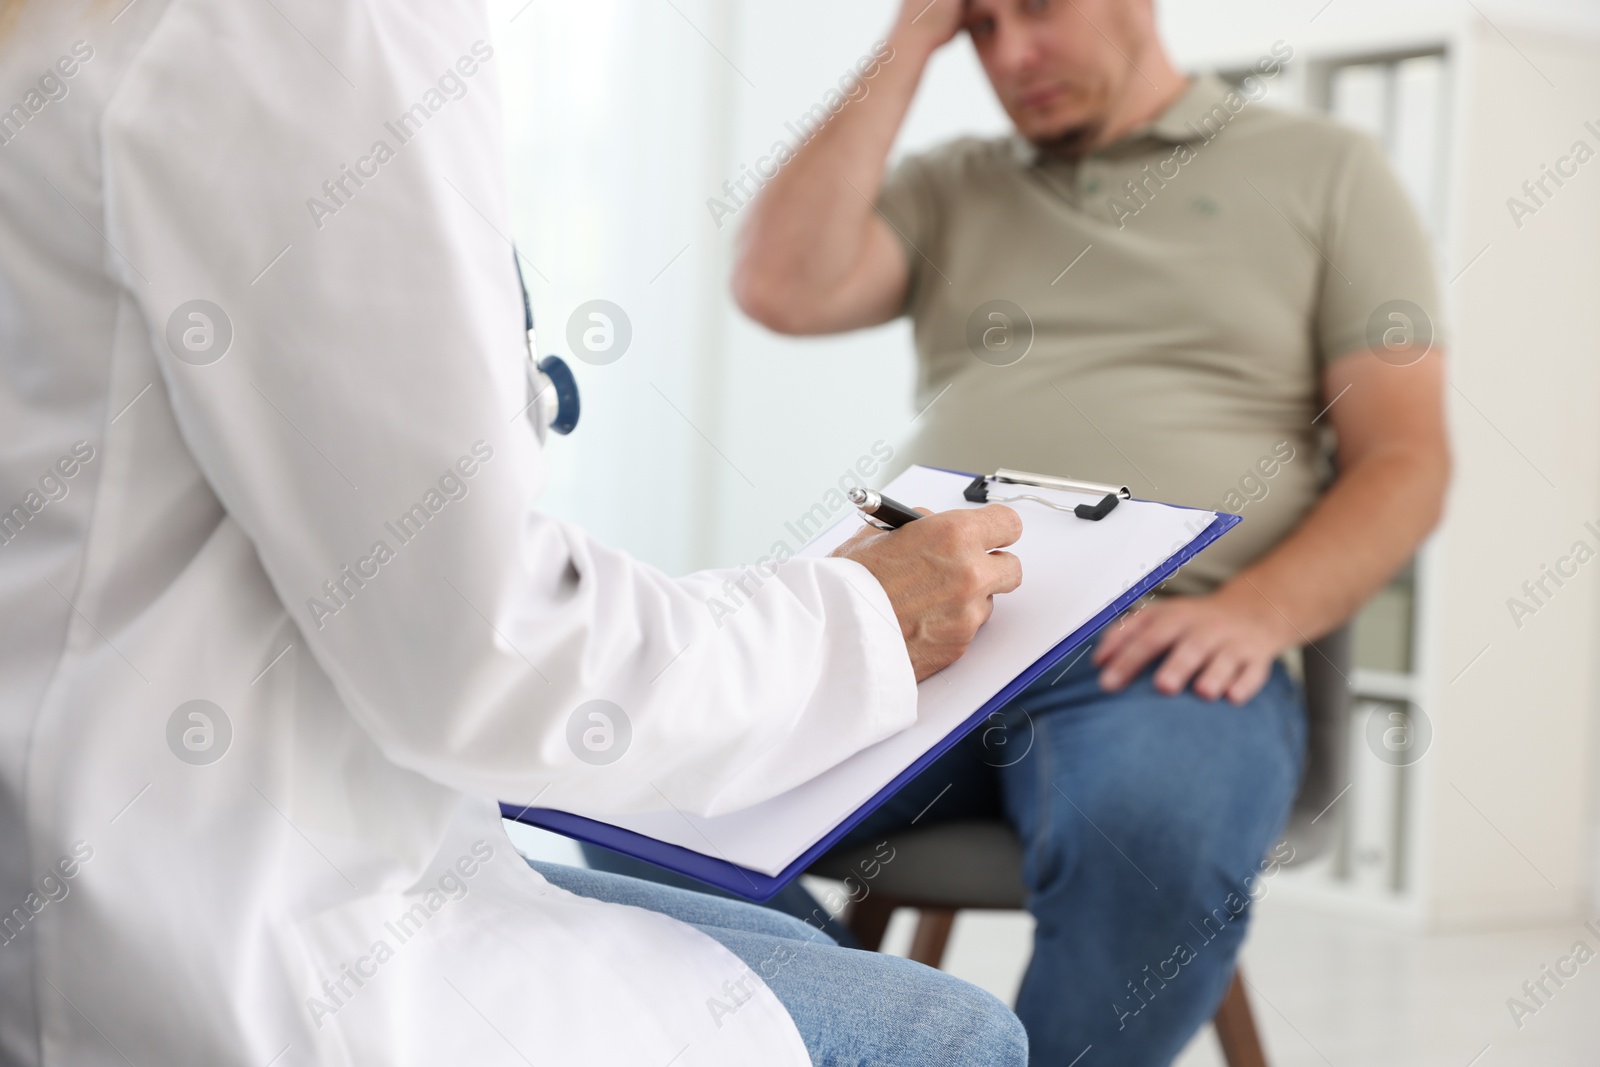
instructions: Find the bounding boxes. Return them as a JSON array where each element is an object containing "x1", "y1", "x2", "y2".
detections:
[{"x1": 502, "y1": 496, "x2": 1241, "y2": 902}]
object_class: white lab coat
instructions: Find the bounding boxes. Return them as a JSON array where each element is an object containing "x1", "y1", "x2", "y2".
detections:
[{"x1": 0, "y1": 2, "x2": 917, "y2": 1063}]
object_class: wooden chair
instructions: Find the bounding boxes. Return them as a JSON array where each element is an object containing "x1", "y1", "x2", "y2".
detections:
[{"x1": 809, "y1": 627, "x2": 1352, "y2": 1067}]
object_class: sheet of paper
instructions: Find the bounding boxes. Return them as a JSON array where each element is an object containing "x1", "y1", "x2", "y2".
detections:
[{"x1": 583, "y1": 466, "x2": 1218, "y2": 876}]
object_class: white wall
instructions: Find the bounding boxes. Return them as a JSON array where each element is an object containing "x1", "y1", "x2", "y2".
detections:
[
  {"x1": 1418, "y1": 20, "x2": 1600, "y2": 924},
  {"x1": 1158, "y1": 0, "x2": 1600, "y2": 67},
  {"x1": 493, "y1": 0, "x2": 737, "y2": 576}
]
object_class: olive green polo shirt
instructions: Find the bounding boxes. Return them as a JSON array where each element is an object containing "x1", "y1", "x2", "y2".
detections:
[{"x1": 878, "y1": 75, "x2": 1441, "y2": 594}]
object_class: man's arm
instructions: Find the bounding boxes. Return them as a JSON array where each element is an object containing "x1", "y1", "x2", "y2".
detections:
[
  {"x1": 731, "y1": 0, "x2": 964, "y2": 335},
  {"x1": 1093, "y1": 349, "x2": 1451, "y2": 704}
]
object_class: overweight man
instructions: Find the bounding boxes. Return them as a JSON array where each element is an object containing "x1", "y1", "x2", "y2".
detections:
[{"x1": 729, "y1": 0, "x2": 1451, "y2": 1062}]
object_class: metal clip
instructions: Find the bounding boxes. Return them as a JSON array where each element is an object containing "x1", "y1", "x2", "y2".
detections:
[{"x1": 963, "y1": 468, "x2": 1129, "y2": 521}]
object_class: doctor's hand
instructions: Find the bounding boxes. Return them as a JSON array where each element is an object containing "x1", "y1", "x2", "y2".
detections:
[
  {"x1": 833, "y1": 505, "x2": 1023, "y2": 682},
  {"x1": 1091, "y1": 582, "x2": 1299, "y2": 705}
]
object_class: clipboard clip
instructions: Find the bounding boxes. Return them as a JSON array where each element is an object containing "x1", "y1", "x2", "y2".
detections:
[{"x1": 963, "y1": 468, "x2": 1131, "y2": 521}]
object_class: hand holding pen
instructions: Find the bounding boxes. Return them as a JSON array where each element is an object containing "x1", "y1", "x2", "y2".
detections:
[{"x1": 831, "y1": 490, "x2": 1022, "y2": 681}]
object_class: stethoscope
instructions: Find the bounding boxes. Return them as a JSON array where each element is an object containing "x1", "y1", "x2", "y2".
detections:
[{"x1": 515, "y1": 252, "x2": 580, "y2": 442}]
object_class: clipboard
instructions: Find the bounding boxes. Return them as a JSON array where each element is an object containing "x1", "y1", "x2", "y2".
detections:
[{"x1": 503, "y1": 466, "x2": 1240, "y2": 901}]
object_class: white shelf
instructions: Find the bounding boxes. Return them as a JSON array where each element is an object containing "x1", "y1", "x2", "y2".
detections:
[{"x1": 1349, "y1": 669, "x2": 1419, "y2": 703}]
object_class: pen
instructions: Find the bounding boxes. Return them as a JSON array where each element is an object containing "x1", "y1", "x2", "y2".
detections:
[{"x1": 848, "y1": 487, "x2": 923, "y2": 530}]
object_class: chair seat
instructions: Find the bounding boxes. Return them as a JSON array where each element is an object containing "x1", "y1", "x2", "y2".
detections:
[{"x1": 810, "y1": 820, "x2": 1027, "y2": 910}]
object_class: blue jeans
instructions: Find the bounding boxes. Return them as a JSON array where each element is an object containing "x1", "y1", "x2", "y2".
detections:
[
  {"x1": 529, "y1": 860, "x2": 1027, "y2": 1066},
  {"x1": 586, "y1": 651, "x2": 1305, "y2": 1066}
]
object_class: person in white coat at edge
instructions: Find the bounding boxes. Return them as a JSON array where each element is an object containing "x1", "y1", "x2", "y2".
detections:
[{"x1": 0, "y1": 1, "x2": 1034, "y2": 1064}]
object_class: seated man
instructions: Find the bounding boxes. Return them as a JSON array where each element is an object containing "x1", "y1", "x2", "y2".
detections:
[{"x1": 595, "y1": 0, "x2": 1451, "y2": 1062}]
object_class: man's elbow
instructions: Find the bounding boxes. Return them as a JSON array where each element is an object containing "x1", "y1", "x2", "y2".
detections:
[
  {"x1": 1424, "y1": 440, "x2": 1453, "y2": 529},
  {"x1": 731, "y1": 265, "x2": 803, "y2": 334},
  {"x1": 1401, "y1": 435, "x2": 1452, "y2": 537},
  {"x1": 730, "y1": 265, "x2": 834, "y2": 335}
]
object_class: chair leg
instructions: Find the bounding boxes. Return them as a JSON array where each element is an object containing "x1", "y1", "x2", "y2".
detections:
[
  {"x1": 1212, "y1": 970, "x2": 1268, "y2": 1067},
  {"x1": 907, "y1": 908, "x2": 957, "y2": 968},
  {"x1": 842, "y1": 894, "x2": 898, "y2": 952}
]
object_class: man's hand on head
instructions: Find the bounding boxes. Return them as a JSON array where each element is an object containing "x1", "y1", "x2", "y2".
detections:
[
  {"x1": 893, "y1": 0, "x2": 968, "y2": 56},
  {"x1": 1091, "y1": 582, "x2": 1300, "y2": 705},
  {"x1": 833, "y1": 504, "x2": 1023, "y2": 682}
]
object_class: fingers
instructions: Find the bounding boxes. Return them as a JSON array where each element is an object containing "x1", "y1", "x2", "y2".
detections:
[
  {"x1": 1097, "y1": 609, "x2": 1184, "y2": 690},
  {"x1": 899, "y1": 0, "x2": 968, "y2": 42},
  {"x1": 1190, "y1": 650, "x2": 1245, "y2": 702},
  {"x1": 1113, "y1": 627, "x2": 1275, "y2": 704},
  {"x1": 879, "y1": 503, "x2": 1018, "y2": 551},
  {"x1": 896, "y1": 506, "x2": 1023, "y2": 595},
  {"x1": 970, "y1": 504, "x2": 1024, "y2": 550},
  {"x1": 1152, "y1": 632, "x2": 1223, "y2": 696},
  {"x1": 980, "y1": 550, "x2": 1023, "y2": 596},
  {"x1": 1225, "y1": 660, "x2": 1273, "y2": 706},
  {"x1": 1092, "y1": 606, "x2": 1153, "y2": 665},
  {"x1": 843, "y1": 502, "x2": 1022, "y2": 683},
  {"x1": 1094, "y1": 592, "x2": 1285, "y2": 702}
]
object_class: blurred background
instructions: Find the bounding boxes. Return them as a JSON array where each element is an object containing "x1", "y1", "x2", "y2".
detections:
[{"x1": 488, "y1": 1, "x2": 1600, "y2": 1063}]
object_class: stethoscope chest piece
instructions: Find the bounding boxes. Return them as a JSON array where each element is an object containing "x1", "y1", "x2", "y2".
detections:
[
  {"x1": 528, "y1": 353, "x2": 580, "y2": 439},
  {"x1": 515, "y1": 249, "x2": 580, "y2": 442}
]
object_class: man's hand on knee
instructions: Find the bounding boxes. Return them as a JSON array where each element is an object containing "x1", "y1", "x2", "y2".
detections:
[
  {"x1": 1091, "y1": 581, "x2": 1298, "y2": 704},
  {"x1": 833, "y1": 505, "x2": 1023, "y2": 681}
]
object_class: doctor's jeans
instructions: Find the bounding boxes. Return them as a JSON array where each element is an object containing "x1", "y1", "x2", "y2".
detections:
[
  {"x1": 585, "y1": 651, "x2": 1306, "y2": 1067},
  {"x1": 528, "y1": 860, "x2": 1028, "y2": 1066}
]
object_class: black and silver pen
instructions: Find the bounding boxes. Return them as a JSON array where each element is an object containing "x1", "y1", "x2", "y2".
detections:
[{"x1": 848, "y1": 487, "x2": 923, "y2": 530}]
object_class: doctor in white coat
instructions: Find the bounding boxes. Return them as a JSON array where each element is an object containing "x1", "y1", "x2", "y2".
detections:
[{"x1": 0, "y1": 0, "x2": 1030, "y2": 1064}]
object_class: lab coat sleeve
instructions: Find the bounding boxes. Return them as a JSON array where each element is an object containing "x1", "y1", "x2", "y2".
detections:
[{"x1": 99, "y1": 0, "x2": 917, "y2": 817}]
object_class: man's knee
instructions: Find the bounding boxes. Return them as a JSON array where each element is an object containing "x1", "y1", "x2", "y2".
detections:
[
  {"x1": 919, "y1": 973, "x2": 1028, "y2": 1066},
  {"x1": 1028, "y1": 743, "x2": 1295, "y2": 907},
  {"x1": 873, "y1": 957, "x2": 1026, "y2": 1066},
  {"x1": 974, "y1": 996, "x2": 1029, "y2": 1067},
  {"x1": 779, "y1": 947, "x2": 1026, "y2": 1065}
]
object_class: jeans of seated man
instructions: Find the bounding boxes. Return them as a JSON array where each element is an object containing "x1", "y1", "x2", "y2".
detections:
[{"x1": 586, "y1": 649, "x2": 1306, "y2": 1067}]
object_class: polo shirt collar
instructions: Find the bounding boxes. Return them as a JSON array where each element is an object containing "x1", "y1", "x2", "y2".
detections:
[
  {"x1": 1009, "y1": 73, "x2": 1235, "y2": 166},
  {"x1": 1144, "y1": 74, "x2": 1235, "y2": 143}
]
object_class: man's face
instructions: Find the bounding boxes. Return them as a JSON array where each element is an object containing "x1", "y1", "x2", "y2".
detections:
[{"x1": 963, "y1": 0, "x2": 1149, "y2": 154}]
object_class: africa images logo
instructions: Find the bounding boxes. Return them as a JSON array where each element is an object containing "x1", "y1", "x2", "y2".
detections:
[
  {"x1": 566, "y1": 700, "x2": 632, "y2": 766},
  {"x1": 565, "y1": 300, "x2": 632, "y2": 366},
  {"x1": 1364, "y1": 299, "x2": 1435, "y2": 368},
  {"x1": 166, "y1": 700, "x2": 232, "y2": 766},
  {"x1": 165, "y1": 300, "x2": 233, "y2": 366}
]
